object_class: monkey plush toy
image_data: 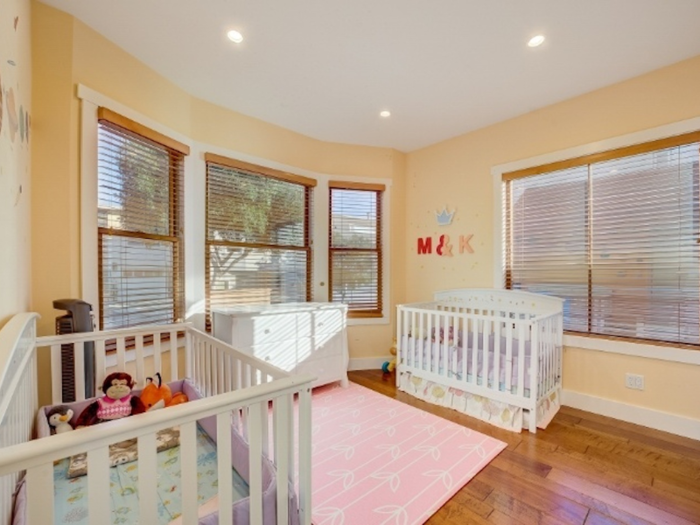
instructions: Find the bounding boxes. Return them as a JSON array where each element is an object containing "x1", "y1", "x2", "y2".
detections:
[{"x1": 76, "y1": 372, "x2": 146, "y2": 427}]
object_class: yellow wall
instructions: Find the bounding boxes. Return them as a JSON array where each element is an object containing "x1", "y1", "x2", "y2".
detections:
[
  {"x1": 406, "y1": 55, "x2": 700, "y2": 421},
  {"x1": 28, "y1": 1, "x2": 700, "y2": 423},
  {"x1": 30, "y1": 1, "x2": 405, "y2": 406},
  {"x1": 0, "y1": 0, "x2": 32, "y2": 327}
]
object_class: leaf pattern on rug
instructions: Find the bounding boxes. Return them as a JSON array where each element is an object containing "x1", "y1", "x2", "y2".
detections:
[{"x1": 306, "y1": 382, "x2": 506, "y2": 525}]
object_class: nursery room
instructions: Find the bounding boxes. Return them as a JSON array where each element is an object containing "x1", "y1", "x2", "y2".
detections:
[{"x1": 1, "y1": 0, "x2": 700, "y2": 524}]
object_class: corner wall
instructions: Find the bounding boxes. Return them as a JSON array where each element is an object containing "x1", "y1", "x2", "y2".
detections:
[
  {"x1": 405, "y1": 55, "x2": 700, "y2": 431},
  {"x1": 30, "y1": 3, "x2": 406, "y2": 406},
  {"x1": 0, "y1": 0, "x2": 32, "y2": 326}
]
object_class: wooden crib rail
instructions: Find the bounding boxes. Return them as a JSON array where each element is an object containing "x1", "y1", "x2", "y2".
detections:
[
  {"x1": 0, "y1": 314, "x2": 39, "y2": 525},
  {"x1": 0, "y1": 373, "x2": 315, "y2": 525},
  {"x1": 37, "y1": 322, "x2": 192, "y2": 404}
]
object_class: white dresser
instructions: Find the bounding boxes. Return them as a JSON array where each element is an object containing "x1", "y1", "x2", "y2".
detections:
[{"x1": 212, "y1": 302, "x2": 349, "y2": 388}]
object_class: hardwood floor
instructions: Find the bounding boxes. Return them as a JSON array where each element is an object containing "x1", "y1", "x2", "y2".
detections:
[{"x1": 348, "y1": 370, "x2": 700, "y2": 525}]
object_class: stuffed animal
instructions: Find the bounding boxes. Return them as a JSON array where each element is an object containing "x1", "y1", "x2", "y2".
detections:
[
  {"x1": 76, "y1": 372, "x2": 146, "y2": 427},
  {"x1": 140, "y1": 372, "x2": 188, "y2": 411},
  {"x1": 47, "y1": 405, "x2": 74, "y2": 434},
  {"x1": 381, "y1": 339, "x2": 397, "y2": 374}
]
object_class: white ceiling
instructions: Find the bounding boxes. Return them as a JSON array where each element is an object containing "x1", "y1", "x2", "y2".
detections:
[{"x1": 42, "y1": 0, "x2": 700, "y2": 152}]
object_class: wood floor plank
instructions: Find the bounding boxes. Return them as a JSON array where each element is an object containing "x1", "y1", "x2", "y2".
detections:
[
  {"x1": 490, "y1": 449, "x2": 656, "y2": 525},
  {"x1": 548, "y1": 468, "x2": 696, "y2": 525},
  {"x1": 464, "y1": 478, "x2": 495, "y2": 501},
  {"x1": 479, "y1": 464, "x2": 589, "y2": 524},
  {"x1": 485, "y1": 489, "x2": 573, "y2": 525},
  {"x1": 584, "y1": 511, "x2": 624, "y2": 525},
  {"x1": 347, "y1": 371, "x2": 700, "y2": 525}
]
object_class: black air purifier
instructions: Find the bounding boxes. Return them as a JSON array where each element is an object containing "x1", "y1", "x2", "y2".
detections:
[{"x1": 54, "y1": 299, "x2": 96, "y2": 401}]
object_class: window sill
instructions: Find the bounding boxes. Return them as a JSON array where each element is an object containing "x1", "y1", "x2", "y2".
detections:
[
  {"x1": 347, "y1": 314, "x2": 389, "y2": 327},
  {"x1": 563, "y1": 333, "x2": 700, "y2": 366}
]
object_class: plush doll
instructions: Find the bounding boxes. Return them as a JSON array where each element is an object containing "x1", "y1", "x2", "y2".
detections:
[
  {"x1": 47, "y1": 405, "x2": 74, "y2": 434},
  {"x1": 140, "y1": 372, "x2": 188, "y2": 411},
  {"x1": 76, "y1": 372, "x2": 146, "y2": 427}
]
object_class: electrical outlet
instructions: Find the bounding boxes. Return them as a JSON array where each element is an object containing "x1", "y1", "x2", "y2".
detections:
[{"x1": 625, "y1": 373, "x2": 645, "y2": 390}]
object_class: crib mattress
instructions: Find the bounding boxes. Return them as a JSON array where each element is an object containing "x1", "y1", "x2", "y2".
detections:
[{"x1": 53, "y1": 425, "x2": 249, "y2": 525}]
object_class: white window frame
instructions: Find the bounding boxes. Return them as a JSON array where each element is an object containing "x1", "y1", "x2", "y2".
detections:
[
  {"x1": 78, "y1": 85, "x2": 391, "y2": 338},
  {"x1": 492, "y1": 116, "x2": 700, "y2": 366}
]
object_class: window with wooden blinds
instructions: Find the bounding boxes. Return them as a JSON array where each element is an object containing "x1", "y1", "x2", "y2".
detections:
[
  {"x1": 504, "y1": 133, "x2": 700, "y2": 345},
  {"x1": 205, "y1": 154, "x2": 313, "y2": 326},
  {"x1": 329, "y1": 183, "x2": 384, "y2": 317},
  {"x1": 97, "y1": 110, "x2": 187, "y2": 330}
]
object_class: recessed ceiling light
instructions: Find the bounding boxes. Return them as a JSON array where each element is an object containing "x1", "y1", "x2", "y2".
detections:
[
  {"x1": 227, "y1": 30, "x2": 244, "y2": 43},
  {"x1": 380, "y1": 110, "x2": 391, "y2": 118},
  {"x1": 528, "y1": 35, "x2": 545, "y2": 47}
]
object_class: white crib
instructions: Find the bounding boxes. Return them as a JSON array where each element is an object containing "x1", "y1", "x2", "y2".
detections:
[
  {"x1": 0, "y1": 313, "x2": 313, "y2": 525},
  {"x1": 397, "y1": 289, "x2": 563, "y2": 433}
]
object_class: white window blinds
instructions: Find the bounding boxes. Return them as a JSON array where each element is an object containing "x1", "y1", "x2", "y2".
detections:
[
  {"x1": 205, "y1": 154, "x2": 314, "y2": 325},
  {"x1": 97, "y1": 109, "x2": 187, "y2": 330},
  {"x1": 329, "y1": 183, "x2": 384, "y2": 317},
  {"x1": 505, "y1": 135, "x2": 700, "y2": 345}
]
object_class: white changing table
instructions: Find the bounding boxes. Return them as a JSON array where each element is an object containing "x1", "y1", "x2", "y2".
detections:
[{"x1": 212, "y1": 302, "x2": 349, "y2": 388}]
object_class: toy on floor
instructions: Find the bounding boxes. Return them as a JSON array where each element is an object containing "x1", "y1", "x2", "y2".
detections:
[
  {"x1": 75, "y1": 372, "x2": 146, "y2": 427},
  {"x1": 381, "y1": 339, "x2": 397, "y2": 374},
  {"x1": 140, "y1": 372, "x2": 188, "y2": 411},
  {"x1": 47, "y1": 405, "x2": 74, "y2": 434}
]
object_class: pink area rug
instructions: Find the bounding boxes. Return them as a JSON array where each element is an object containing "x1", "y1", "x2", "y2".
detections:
[{"x1": 310, "y1": 382, "x2": 506, "y2": 525}]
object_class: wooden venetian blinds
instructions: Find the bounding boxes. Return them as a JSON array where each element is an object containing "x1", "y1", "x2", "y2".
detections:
[
  {"x1": 329, "y1": 182, "x2": 384, "y2": 317},
  {"x1": 204, "y1": 153, "x2": 314, "y2": 324},
  {"x1": 97, "y1": 108, "x2": 188, "y2": 330},
  {"x1": 504, "y1": 132, "x2": 700, "y2": 345}
]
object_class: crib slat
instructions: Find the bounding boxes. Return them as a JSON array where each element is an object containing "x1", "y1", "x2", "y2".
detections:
[
  {"x1": 138, "y1": 432, "x2": 158, "y2": 524},
  {"x1": 217, "y1": 412, "x2": 234, "y2": 525},
  {"x1": 298, "y1": 387, "x2": 312, "y2": 525},
  {"x1": 86, "y1": 446, "x2": 111, "y2": 524},
  {"x1": 494, "y1": 320, "x2": 501, "y2": 393},
  {"x1": 170, "y1": 330, "x2": 179, "y2": 380},
  {"x1": 51, "y1": 344, "x2": 62, "y2": 404},
  {"x1": 184, "y1": 329, "x2": 191, "y2": 381},
  {"x1": 26, "y1": 463, "x2": 54, "y2": 525},
  {"x1": 274, "y1": 395, "x2": 291, "y2": 525},
  {"x1": 153, "y1": 333, "x2": 163, "y2": 380},
  {"x1": 249, "y1": 401, "x2": 264, "y2": 525},
  {"x1": 135, "y1": 334, "x2": 145, "y2": 388},
  {"x1": 74, "y1": 341, "x2": 86, "y2": 401},
  {"x1": 180, "y1": 421, "x2": 198, "y2": 525},
  {"x1": 518, "y1": 322, "x2": 526, "y2": 397},
  {"x1": 471, "y1": 319, "x2": 478, "y2": 387},
  {"x1": 116, "y1": 337, "x2": 126, "y2": 372},
  {"x1": 94, "y1": 339, "x2": 106, "y2": 392},
  {"x1": 206, "y1": 343, "x2": 213, "y2": 396},
  {"x1": 218, "y1": 349, "x2": 225, "y2": 395},
  {"x1": 505, "y1": 322, "x2": 513, "y2": 392},
  {"x1": 482, "y1": 319, "x2": 490, "y2": 389}
]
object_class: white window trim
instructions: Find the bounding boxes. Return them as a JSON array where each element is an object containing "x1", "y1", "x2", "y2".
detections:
[
  {"x1": 78, "y1": 85, "x2": 391, "y2": 335},
  {"x1": 491, "y1": 115, "x2": 700, "y2": 366},
  {"x1": 78, "y1": 85, "x2": 195, "y2": 330},
  {"x1": 200, "y1": 143, "x2": 392, "y2": 326}
]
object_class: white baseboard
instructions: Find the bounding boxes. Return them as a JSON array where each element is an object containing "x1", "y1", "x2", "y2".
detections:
[
  {"x1": 348, "y1": 356, "x2": 392, "y2": 371},
  {"x1": 562, "y1": 390, "x2": 700, "y2": 442}
]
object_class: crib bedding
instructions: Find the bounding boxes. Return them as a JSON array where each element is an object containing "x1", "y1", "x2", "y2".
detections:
[
  {"x1": 401, "y1": 335, "x2": 539, "y2": 395},
  {"x1": 53, "y1": 424, "x2": 249, "y2": 525}
]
